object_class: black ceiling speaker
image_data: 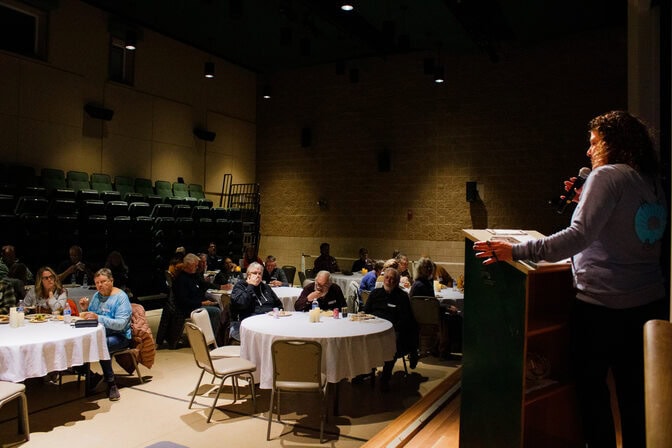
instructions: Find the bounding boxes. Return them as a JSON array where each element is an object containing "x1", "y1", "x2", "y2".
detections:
[
  {"x1": 194, "y1": 127, "x2": 216, "y2": 142},
  {"x1": 84, "y1": 104, "x2": 114, "y2": 121}
]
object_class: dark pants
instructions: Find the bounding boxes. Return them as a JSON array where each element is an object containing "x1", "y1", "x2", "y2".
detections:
[
  {"x1": 101, "y1": 334, "x2": 130, "y2": 383},
  {"x1": 381, "y1": 330, "x2": 419, "y2": 382},
  {"x1": 571, "y1": 298, "x2": 667, "y2": 448},
  {"x1": 203, "y1": 305, "x2": 221, "y2": 336}
]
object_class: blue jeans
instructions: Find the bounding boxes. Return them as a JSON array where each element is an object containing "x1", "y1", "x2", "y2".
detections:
[{"x1": 101, "y1": 334, "x2": 131, "y2": 382}]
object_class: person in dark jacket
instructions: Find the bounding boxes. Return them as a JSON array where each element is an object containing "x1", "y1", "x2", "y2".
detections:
[
  {"x1": 365, "y1": 267, "x2": 419, "y2": 390},
  {"x1": 231, "y1": 262, "x2": 283, "y2": 321},
  {"x1": 173, "y1": 253, "x2": 221, "y2": 333},
  {"x1": 294, "y1": 270, "x2": 346, "y2": 312}
]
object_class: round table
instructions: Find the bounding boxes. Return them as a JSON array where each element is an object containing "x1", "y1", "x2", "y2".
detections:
[
  {"x1": 329, "y1": 272, "x2": 364, "y2": 293},
  {"x1": 240, "y1": 311, "x2": 396, "y2": 389},
  {"x1": 0, "y1": 318, "x2": 110, "y2": 382}
]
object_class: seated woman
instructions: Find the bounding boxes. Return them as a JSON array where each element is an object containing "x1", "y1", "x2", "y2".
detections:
[
  {"x1": 434, "y1": 263, "x2": 455, "y2": 287},
  {"x1": 410, "y1": 258, "x2": 461, "y2": 359},
  {"x1": 409, "y1": 257, "x2": 435, "y2": 298},
  {"x1": 24, "y1": 266, "x2": 68, "y2": 313},
  {"x1": 213, "y1": 257, "x2": 242, "y2": 288},
  {"x1": 167, "y1": 250, "x2": 185, "y2": 279}
]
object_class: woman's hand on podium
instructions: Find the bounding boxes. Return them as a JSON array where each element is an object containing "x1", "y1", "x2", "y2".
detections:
[{"x1": 473, "y1": 240, "x2": 513, "y2": 265}]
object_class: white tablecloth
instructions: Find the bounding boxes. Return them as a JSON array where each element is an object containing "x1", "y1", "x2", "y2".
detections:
[
  {"x1": 207, "y1": 286, "x2": 304, "y2": 311},
  {"x1": 435, "y1": 289, "x2": 464, "y2": 301},
  {"x1": 269, "y1": 286, "x2": 303, "y2": 311},
  {"x1": 330, "y1": 272, "x2": 364, "y2": 293},
  {"x1": 0, "y1": 319, "x2": 110, "y2": 382},
  {"x1": 240, "y1": 312, "x2": 396, "y2": 389}
]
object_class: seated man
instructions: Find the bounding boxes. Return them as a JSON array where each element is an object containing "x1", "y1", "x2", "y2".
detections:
[
  {"x1": 262, "y1": 255, "x2": 289, "y2": 287},
  {"x1": 365, "y1": 267, "x2": 419, "y2": 390},
  {"x1": 351, "y1": 247, "x2": 374, "y2": 273},
  {"x1": 173, "y1": 253, "x2": 221, "y2": 335},
  {"x1": 0, "y1": 278, "x2": 16, "y2": 314},
  {"x1": 206, "y1": 242, "x2": 223, "y2": 271},
  {"x1": 231, "y1": 262, "x2": 283, "y2": 322},
  {"x1": 197, "y1": 253, "x2": 224, "y2": 289},
  {"x1": 313, "y1": 242, "x2": 339, "y2": 273},
  {"x1": 79, "y1": 268, "x2": 132, "y2": 401},
  {"x1": 359, "y1": 260, "x2": 384, "y2": 295},
  {"x1": 57, "y1": 245, "x2": 95, "y2": 285},
  {"x1": 1, "y1": 245, "x2": 33, "y2": 282},
  {"x1": 295, "y1": 270, "x2": 346, "y2": 312}
]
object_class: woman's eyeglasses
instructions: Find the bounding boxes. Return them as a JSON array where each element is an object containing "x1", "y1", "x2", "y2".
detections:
[{"x1": 41, "y1": 275, "x2": 55, "y2": 281}]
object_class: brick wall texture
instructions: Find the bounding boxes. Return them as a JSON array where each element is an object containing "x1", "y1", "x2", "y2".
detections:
[{"x1": 255, "y1": 28, "x2": 627, "y2": 271}]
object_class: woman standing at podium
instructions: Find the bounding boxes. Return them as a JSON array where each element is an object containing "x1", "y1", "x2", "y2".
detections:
[{"x1": 473, "y1": 111, "x2": 667, "y2": 448}]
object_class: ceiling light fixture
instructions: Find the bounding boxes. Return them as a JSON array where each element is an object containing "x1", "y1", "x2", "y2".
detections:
[
  {"x1": 262, "y1": 85, "x2": 272, "y2": 99},
  {"x1": 124, "y1": 31, "x2": 137, "y2": 50},
  {"x1": 340, "y1": 2, "x2": 354, "y2": 12},
  {"x1": 204, "y1": 61, "x2": 215, "y2": 79},
  {"x1": 434, "y1": 65, "x2": 445, "y2": 84}
]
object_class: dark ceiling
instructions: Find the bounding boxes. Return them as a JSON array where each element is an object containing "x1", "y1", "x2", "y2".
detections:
[{"x1": 83, "y1": 0, "x2": 627, "y2": 74}]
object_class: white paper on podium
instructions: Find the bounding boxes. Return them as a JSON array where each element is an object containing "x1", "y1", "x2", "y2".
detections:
[
  {"x1": 487, "y1": 230, "x2": 537, "y2": 245},
  {"x1": 486, "y1": 229, "x2": 527, "y2": 235}
]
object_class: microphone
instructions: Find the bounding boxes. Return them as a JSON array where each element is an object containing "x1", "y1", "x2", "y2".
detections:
[{"x1": 556, "y1": 167, "x2": 591, "y2": 214}]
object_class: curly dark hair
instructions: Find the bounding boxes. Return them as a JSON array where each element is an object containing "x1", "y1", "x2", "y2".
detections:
[{"x1": 588, "y1": 110, "x2": 658, "y2": 175}]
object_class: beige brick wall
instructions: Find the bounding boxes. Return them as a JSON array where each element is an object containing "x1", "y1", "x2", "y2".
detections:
[{"x1": 256, "y1": 28, "x2": 627, "y2": 275}]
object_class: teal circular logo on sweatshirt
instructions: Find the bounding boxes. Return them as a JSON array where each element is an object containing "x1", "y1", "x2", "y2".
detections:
[{"x1": 635, "y1": 202, "x2": 667, "y2": 244}]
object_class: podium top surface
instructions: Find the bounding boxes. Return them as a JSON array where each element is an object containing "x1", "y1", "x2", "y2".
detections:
[{"x1": 462, "y1": 229, "x2": 571, "y2": 274}]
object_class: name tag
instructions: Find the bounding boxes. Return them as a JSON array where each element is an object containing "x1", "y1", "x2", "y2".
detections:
[
  {"x1": 328, "y1": 300, "x2": 336, "y2": 305},
  {"x1": 387, "y1": 303, "x2": 397, "y2": 308}
]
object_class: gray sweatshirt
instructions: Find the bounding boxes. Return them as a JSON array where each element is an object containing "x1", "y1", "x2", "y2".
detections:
[{"x1": 512, "y1": 164, "x2": 666, "y2": 309}]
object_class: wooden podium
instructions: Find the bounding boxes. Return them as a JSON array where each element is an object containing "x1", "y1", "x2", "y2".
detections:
[{"x1": 460, "y1": 229, "x2": 583, "y2": 448}]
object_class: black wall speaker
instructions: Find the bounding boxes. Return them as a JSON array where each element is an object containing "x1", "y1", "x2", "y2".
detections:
[
  {"x1": 466, "y1": 181, "x2": 479, "y2": 202},
  {"x1": 301, "y1": 127, "x2": 312, "y2": 147},
  {"x1": 194, "y1": 128, "x2": 216, "y2": 142},
  {"x1": 84, "y1": 104, "x2": 114, "y2": 121}
]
